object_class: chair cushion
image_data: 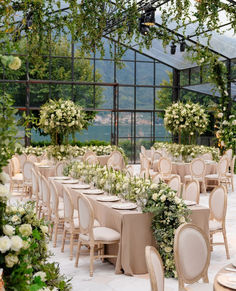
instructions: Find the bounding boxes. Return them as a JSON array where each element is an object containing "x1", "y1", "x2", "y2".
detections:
[
  {"x1": 185, "y1": 175, "x2": 203, "y2": 181},
  {"x1": 64, "y1": 218, "x2": 100, "y2": 229},
  {"x1": 209, "y1": 220, "x2": 222, "y2": 231},
  {"x1": 186, "y1": 283, "x2": 213, "y2": 290},
  {"x1": 52, "y1": 210, "x2": 64, "y2": 219},
  {"x1": 12, "y1": 173, "x2": 23, "y2": 181},
  {"x1": 205, "y1": 174, "x2": 218, "y2": 179},
  {"x1": 80, "y1": 226, "x2": 120, "y2": 242}
]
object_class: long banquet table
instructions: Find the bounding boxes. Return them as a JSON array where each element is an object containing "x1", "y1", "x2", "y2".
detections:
[{"x1": 52, "y1": 179, "x2": 210, "y2": 275}]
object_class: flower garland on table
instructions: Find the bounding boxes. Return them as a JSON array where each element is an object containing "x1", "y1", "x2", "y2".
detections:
[
  {"x1": 215, "y1": 112, "x2": 236, "y2": 155},
  {"x1": 153, "y1": 142, "x2": 220, "y2": 162},
  {"x1": 67, "y1": 161, "x2": 190, "y2": 277},
  {"x1": 164, "y1": 102, "x2": 209, "y2": 144},
  {"x1": 39, "y1": 99, "x2": 86, "y2": 145}
]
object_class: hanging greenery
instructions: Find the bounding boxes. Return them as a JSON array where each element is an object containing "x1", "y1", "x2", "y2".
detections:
[{"x1": 0, "y1": 0, "x2": 235, "y2": 114}]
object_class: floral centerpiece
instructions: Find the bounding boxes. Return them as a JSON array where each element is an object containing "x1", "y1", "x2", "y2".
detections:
[
  {"x1": 164, "y1": 102, "x2": 209, "y2": 144},
  {"x1": 39, "y1": 99, "x2": 86, "y2": 145},
  {"x1": 215, "y1": 112, "x2": 236, "y2": 155},
  {"x1": 67, "y1": 161, "x2": 190, "y2": 277}
]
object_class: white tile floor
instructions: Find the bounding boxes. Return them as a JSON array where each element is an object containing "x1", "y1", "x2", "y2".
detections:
[{"x1": 12, "y1": 174, "x2": 236, "y2": 291}]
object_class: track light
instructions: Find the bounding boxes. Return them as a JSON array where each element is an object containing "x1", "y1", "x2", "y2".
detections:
[
  {"x1": 143, "y1": 5, "x2": 156, "y2": 26},
  {"x1": 180, "y1": 40, "x2": 186, "y2": 52},
  {"x1": 139, "y1": 15, "x2": 150, "y2": 35},
  {"x1": 26, "y1": 13, "x2": 33, "y2": 29},
  {"x1": 170, "y1": 42, "x2": 176, "y2": 55}
]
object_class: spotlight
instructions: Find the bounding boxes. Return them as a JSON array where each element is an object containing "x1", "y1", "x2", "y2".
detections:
[
  {"x1": 26, "y1": 13, "x2": 33, "y2": 29},
  {"x1": 170, "y1": 42, "x2": 176, "y2": 55},
  {"x1": 143, "y1": 5, "x2": 156, "y2": 26},
  {"x1": 139, "y1": 16, "x2": 150, "y2": 35},
  {"x1": 180, "y1": 40, "x2": 186, "y2": 52}
]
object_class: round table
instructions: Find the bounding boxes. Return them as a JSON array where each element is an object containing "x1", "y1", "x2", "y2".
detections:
[{"x1": 214, "y1": 264, "x2": 236, "y2": 290}]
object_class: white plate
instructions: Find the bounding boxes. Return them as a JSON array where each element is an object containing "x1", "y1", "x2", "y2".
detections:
[
  {"x1": 53, "y1": 176, "x2": 70, "y2": 180},
  {"x1": 97, "y1": 196, "x2": 120, "y2": 202},
  {"x1": 111, "y1": 203, "x2": 137, "y2": 210},
  {"x1": 218, "y1": 273, "x2": 236, "y2": 289},
  {"x1": 71, "y1": 184, "x2": 91, "y2": 189},
  {"x1": 184, "y1": 200, "x2": 197, "y2": 206},
  {"x1": 82, "y1": 189, "x2": 104, "y2": 195},
  {"x1": 232, "y1": 261, "x2": 236, "y2": 268},
  {"x1": 61, "y1": 179, "x2": 79, "y2": 184},
  {"x1": 38, "y1": 165, "x2": 51, "y2": 168}
]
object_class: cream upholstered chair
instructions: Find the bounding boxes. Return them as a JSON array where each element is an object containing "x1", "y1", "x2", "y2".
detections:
[
  {"x1": 205, "y1": 156, "x2": 228, "y2": 190},
  {"x1": 22, "y1": 160, "x2": 34, "y2": 196},
  {"x1": 86, "y1": 154, "x2": 99, "y2": 165},
  {"x1": 200, "y1": 153, "x2": 212, "y2": 161},
  {"x1": 168, "y1": 175, "x2": 181, "y2": 196},
  {"x1": 140, "y1": 153, "x2": 150, "y2": 179},
  {"x1": 152, "y1": 151, "x2": 163, "y2": 172},
  {"x1": 225, "y1": 148, "x2": 233, "y2": 162},
  {"x1": 209, "y1": 185, "x2": 229, "y2": 259},
  {"x1": 141, "y1": 145, "x2": 146, "y2": 155},
  {"x1": 83, "y1": 150, "x2": 95, "y2": 162},
  {"x1": 174, "y1": 223, "x2": 212, "y2": 291},
  {"x1": 15, "y1": 153, "x2": 27, "y2": 172},
  {"x1": 36, "y1": 170, "x2": 43, "y2": 218},
  {"x1": 152, "y1": 173, "x2": 162, "y2": 184},
  {"x1": 145, "y1": 246, "x2": 164, "y2": 291},
  {"x1": 27, "y1": 154, "x2": 39, "y2": 163},
  {"x1": 31, "y1": 168, "x2": 39, "y2": 206},
  {"x1": 107, "y1": 150, "x2": 125, "y2": 171},
  {"x1": 75, "y1": 193, "x2": 120, "y2": 276},
  {"x1": 184, "y1": 158, "x2": 206, "y2": 193},
  {"x1": 41, "y1": 175, "x2": 51, "y2": 219},
  {"x1": 226, "y1": 155, "x2": 235, "y2": 191},
  {"x1": 158, "y1": 157, "x2": 174, "y2": 182},
  {"x1": 55, "y1": 161, "x2": 67, "y2": 176},
  {"x1": 49, "y1": 179, "x2": 65, "y2": 247},
  {"x1": 9, "y1": 158, "x2": 24, "y2": 192},
  {"x1": 182, "y1": 179, "x2": 200, "y2": 204}
]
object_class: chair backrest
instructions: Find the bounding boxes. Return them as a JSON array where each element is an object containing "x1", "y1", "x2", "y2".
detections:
[
  {"x1": 15, "y1": 153, "x2": 27, "y2": 171},
  {"x1": 36, "y1": 171, "x2": 43, "y2": 200},
  {"x1": 55, "y1": 161, "x2": 66, "y2": 176},
  {"x1": 174, "y1": 223, "x2": 210, "y2": 287},
  {"x1": 23, "y1": 161, "x2": 34, "y2": 182},
  {"x1": 152, "y1": 174, "x2": 161, "y2": 184},
  {"x1": 200, "y1": 153, "x2": 212, "y2": 161},
  {"x1": 141, "y1": 145, "x2": 146, "y2": 155},
  {"x1": 83, "y1": 150, "x2": 95, "y2": 162},
  {"x1": 225, "y1": 149, "x2": 233, "y2": 162},
  {"x1": 230, "y1": 156, "x2": 236, "y2": 174},
  {"x1": 153, "y1": 151, "x2": 162, "y2": 162},
  {"x1": 41, "y1": 175, "x2": 51, "y2": 207},
  {"x1": 107, "y1": 151, "x2": 125, "y2": 170},
  {"x1": 209, "y1": 185, "x2": 227, "y2": 223},
  {"x1": 182, "y1": 179, "x2": 200, "y2": 203},
  {"x1": 12, "y1": 156, "x2": 21, "y2": 174},
  {"x1": 145, "y1": 246, "x2": 164, "y2": 291},
  {"x1": 217, "y1": 156, "x2": 228, "y2": 177},
  {"x1": 168, "y1": 175, "x2": 181, "y2": 196},
  {"x1": 125, "y1": 165, "x2": 133, "y2": 177},
  {"x1": 190, "y1": 158, "x2": 205, "y2": 178},
  {"x1": 31, "y1": 168, "x2": 39, "y2": 197},
  {"x1": 158, "y1": 157, "x2": 172, "y2": 175},
  {"x1": 27, "y1": 154, "x2": 38, "y2": 163},
  {"x1": 77, "y1": 193, "x2": 94, "y2": 239},
  {"x1": 49, "y1": 180, "x2": 59, "y2": 215},
  {"x1": 86, "y1": 154, "x2": 99, "y2": 165},
  {"x1": 63, "y1": 186, "x2": 74, "y2": 223}
]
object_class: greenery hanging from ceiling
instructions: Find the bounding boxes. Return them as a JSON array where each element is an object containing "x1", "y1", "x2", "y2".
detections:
[{"x1": 1, "y1": 0, "x2": 235, "y2": 116}]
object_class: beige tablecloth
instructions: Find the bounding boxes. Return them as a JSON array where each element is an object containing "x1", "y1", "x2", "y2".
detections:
[
  {"x1": 35, "y1": 165, "x2": 56, "y2": 178},
  {"x1": 214, "y1": 264, "x2": 233, "y2": 290},
  {"x1": 53, "y1": 179, "x2": 210, "y2": 275}
]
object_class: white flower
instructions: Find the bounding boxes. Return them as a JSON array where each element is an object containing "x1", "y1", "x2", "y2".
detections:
[
  {"x1": 233, "y1": 120, "x2": 236, "y2": 125},
  {"x1": 11, "y1": 235, "x2": 23, "y2": 251},
  {"x1": 179, "y1": 216, "x2": 186, "y2": 223},
  {"x1": 19, "y1": 224, "x2": 32, "y2": 236},
  {"x1": 22, "y1": 240, "x2": 30, "y2": 250},
  {"x1": 174, "y1": 196, "x2": 181, "y2": 204},
  {"x1": 40, "y1": 225, "x2": 48, "y2": 234},
  {"x1": 0, "y1": 172, "x2": 9, "y2": 184},
  {"x1": 18, "y1": 207, "x2": 25, "y2": 215},
  {"x1": 152, "y1": 193, "x2": 158, "y2": 201},
  {"x1": 150, "y1": 183, "x2": 158, "y2": 190},
  {"x1": 8, "y1": 56, "x2": 21, "y2": 70},
  {"x1": 34, "y1": 271, "x2": 47, "y2": 282},
  {"x1": 5, "y1": 253, "x2": 19, "y2": 267},
  {"x1": 218, "y1": 112, "x2": 223, "y2": 118},
  {"x1": 0, "y1": 236, "x2": 11, "y2": 253},
  {"x1": 3, "y1": 225, "x2": 15, "y2": 236},
  {"x1": 160, "y1": 195, "x2": 166, "y2": 202},
  {"x1": 0, "y1": 184, "x2": 9, "y2": 197},
  {"x1": 11, "y1": 215, "x2": 21, "y2": 224},
  {"x1": 164, "y1": 246, "x2": 172, "y2": 253}
]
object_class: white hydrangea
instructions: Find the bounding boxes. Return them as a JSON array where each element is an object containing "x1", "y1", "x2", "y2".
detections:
[
  {"x1": 0, "y1": 236, "x2": 12, "y2": 253},
  {"x1": 3, "y1": 225, "x2": 15, "y2": 236},
  {"x1": 11, "y1": 235, "x2": 23, "y2": 251}
]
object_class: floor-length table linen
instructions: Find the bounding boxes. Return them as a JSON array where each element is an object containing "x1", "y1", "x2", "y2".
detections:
[
  {"x1": 214, "y1": 264, "x2": 235, "y2": 290},
  {"x1": 52, "y1": 179, "x2": 210, "y2": 275}
]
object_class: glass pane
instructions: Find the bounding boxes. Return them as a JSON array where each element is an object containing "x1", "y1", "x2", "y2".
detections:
[
  {"x1": 95, "y1": 60, "x2": 114, "y2": 83},
  {"x1": 190, "y1": 67, "x2": 200, "y2": 85},
  {"x1": 76, "y1": 111, "x2": 111, "y2": 142},
  {"x1": 136, "y1": 112, "x2": 152, "y2": 137},
  {"x1": 74, "y1": 58, "x2": 95, "y2": 82},
  {"x1": 231, "y1": 59, "x2": 236, "y2": 79},
  {"x1": 50, "y1": 84, "x2": 72, "y2": 100},
  {"x1": 121, "y1": 49, "x2": 134, "y2": 61},
  {"x1": 136, "y1": 87, "x2": 154, "y2": 110},
  {"x1": 3, "y1": 56, "x2": 27, "y2": 81},
  {"x1": 136, "y1": 53, "x2": 153, "y2": 62},
  {"x1": 95, "y1": 86, "x2": 113, "y2": 109},
  {"x1": 119, "y1": 87, "x2": 134, "y2": 110},
  {"x1": 155, "y1": 116, "x2": 171, "y2": 141},
  {"x1": 116, "y1": 62, "x2": 134, "y2": 84},
  {"x1": 51, "y1": 35, "x2": 72, "y2": 57},
  {"x1": 156, "y1": 88, "x2": 173, "y2": 112},
  {"x1": 180, "y1": 69, "x2": 189, "y2": 86},
  {"x1": 118, "y1": 138, "x2": 133, "y2": 162},
  {"x1": 118, "y1": 112, "x2": 132, "y2": 138},
  {"x1": 136, "y1": 61, "x2": 154, "y2": 85},
  {"x1": 73, "y1": 85, "x2": 95, "y2": 109},
  {"x1": 156, "y1": 63, "x2": 173, "y2": 85},
  {"x1": 29, "y1": 57, "x2": 49, "y2": 80},
  {"x1": 51, "y1": 57, "x2": 72, "y2": 81},
  {"x1": 30, "y1": 84, "x2": 50, "y2": 107},
  {"x1": 180, "y1": 89, "x2": 219, "y2": 107},
  {"x1": 3, "y1": 83, "x2": 26, "y2": 107}
]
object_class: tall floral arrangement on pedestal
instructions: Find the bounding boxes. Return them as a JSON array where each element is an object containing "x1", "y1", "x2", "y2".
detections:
[
  {"x1": 39, "y1": 99, "x2": 86, "y2": 145},
  {"x1": 164, "y1": 102, "x2": 209, "y2": 144}
]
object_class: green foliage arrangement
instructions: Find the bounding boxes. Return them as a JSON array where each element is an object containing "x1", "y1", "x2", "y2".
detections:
[
  {"x1": 39, "y1": 99, "x2": 86, "y2": 145},
  {"x1": 164, "y1": 102, "x2": 209, "y2": 144},
  {"x1": 68, "y1": 161, "x2": 190, "y2": 277},
  {"x1": 153, "y1": 142, "x2": 220, "y2": 162}
]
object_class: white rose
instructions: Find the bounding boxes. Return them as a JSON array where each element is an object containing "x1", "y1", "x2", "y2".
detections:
[
  {"x1": 40, "y1": 225, "x2": 48, "y2": 234},
  {"x1": 0, "y1": 184, "x2": 9, "y2": 197},
  {"x1": 164, "y1": 246, "x2": 172, "y2": 253},
  {"x1": 0, "y1": 172, "x2": 9, "y2": 184},
  {"x1": 3, "y1": 225, "x2": 15, "y2": 236},
  {"x1": 11, "y1": 215, "x2": 21, "y2": 224},
  {"x1": 160, "y1": 195, "x2": 166, "y2": 202},
  {"x1": 217, "y1": 112, "x2": 223, "y2": 118},
  {"x1": 19, "y1": 224, "x2": 32, "y2": 236},
  {"x1": 150, "y1": 183, "x2": 158, "y2": 190},
  {"x1": 11, "y1": 235, "x2": 23, "y2": 251},
  {"x1": 8, "y1": 56, "x2": 21, "y2": 70},
  {"x1": 179, "y1": 216, "x2": 186, "y2": 223},
  {"x1": 34, "y1": 271, "x2": 47, "y2": 282},
  {"x1": 0, "y1": 236, "x2": 11, "y2": 253},
  {"x1": 18, "y1": 207, "x2": 25, "y2": 215},
  {"x1": 152, "y1": 193, "x2": 158, "y2": 201},
  {"x1": 174, "y1": 196, "x2": 181, "y2": 204},
  {"x1": 10, "y1": 206, "x2": 17, "y2": 213},
  {"x1": 5, "y1": 253, "x2": 19, "y2": 267}
]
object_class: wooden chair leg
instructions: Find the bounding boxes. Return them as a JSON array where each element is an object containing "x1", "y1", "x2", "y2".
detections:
[
  {"x1": 210, "y1": 233, "x2": 213, "y2": 251},
  {"x1": 75, "y1": 240, "x2": 82, "y2": 267},
  {"x1": 70, "y1": 233, "x2": 74, "y2": 260},
  {"x1": 61, "y1": 229, "x2": 67, "y2": 253},
  {"x1": 222, "y1": 229, "x2": 230, "y2": 259},
  {"x1": 232, "y1": 176, "x2": 234, "y2": 192},
  {"x1": 90, "y1": 245, "x2": 94, "y2": 277},
  {"x1": 53, "y1": 222, "x2": 58, "y2": 247},
  {"x1": 49, "y1": 222, "x2": 54, "y2": 241}
]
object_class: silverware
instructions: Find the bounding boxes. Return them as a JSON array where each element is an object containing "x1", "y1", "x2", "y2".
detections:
[{"x1": 225, "y1": 267, "x2": 236, "y2": 272}]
